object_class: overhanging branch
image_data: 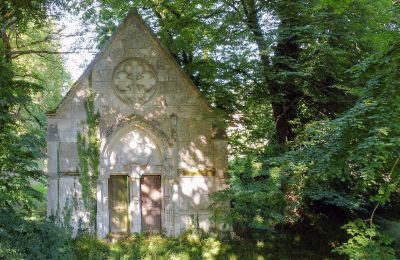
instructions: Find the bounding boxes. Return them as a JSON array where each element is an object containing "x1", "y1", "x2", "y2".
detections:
[{"x1": 8, "y1": 50, "x2": 75, "y2": 59}]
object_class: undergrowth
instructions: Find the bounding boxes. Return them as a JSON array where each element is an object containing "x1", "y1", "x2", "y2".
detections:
[{"x1": 72, "y1": 230, "x2": 322, "y2": 259}]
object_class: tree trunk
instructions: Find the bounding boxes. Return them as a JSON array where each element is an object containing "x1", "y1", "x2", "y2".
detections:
[{"x1": 241, "y1": 0, "x2": 302, "y2": 144}]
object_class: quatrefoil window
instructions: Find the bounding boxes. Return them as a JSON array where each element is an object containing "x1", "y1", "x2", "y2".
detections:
[{"x1": 112, "y1": 58, "x2": 157, "y2": 104}]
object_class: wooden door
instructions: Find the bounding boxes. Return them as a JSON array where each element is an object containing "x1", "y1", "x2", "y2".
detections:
[
  {"x1": 140, "y1": 175, "x2": 162, "y2": 233},
  {"x1": 109, "y1": 175, "x2": 129, "y2": 234}
]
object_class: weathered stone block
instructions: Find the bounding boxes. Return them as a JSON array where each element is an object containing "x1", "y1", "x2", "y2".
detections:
[
  {"x1": 156, "y1": 59, "x2": 169, "y2": 70},
  {"x1": 47, "y1": 123, "x2": 58, "y2": 141},
  {"x1": 58, "y1": 176, "x2": 76, "y2": 199},
  {"x1": 139, "y1": 48, "x2": 150, "y2": 58},
  {"x1": 160, "y1": 119, "x2": 172, "y2": 141},
  {"x1": 47, "y1": 141, "x2": 58, "y2": 176},
  {"x1": 59, "y1": 142, "x2": 79, "y2": 173},
  {"x1": 47, "y1": 178, "x2": 58, "y2": 215},
  {"x1": 165, "y1": 93, "x2": 187, "y2": 106},
  {"x1": 158, "y1": 70, "x2": 168, "y2": 81},
  {"x1": 177, "y1": 117, "x2": 190, "y2": 142},
  {"x1": 180, "y1": 176, "x2": 215, "y2": 211},
  {"x1": 168, "y1": 69, "x2": 178, "y2": 81},
  {"x1": 58, "y1": 119, "x2": 78, "y2": 142}
]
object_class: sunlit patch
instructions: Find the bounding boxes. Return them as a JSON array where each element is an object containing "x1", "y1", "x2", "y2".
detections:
[
  {"x1": 106, "y1": 127, "x2": 162, "y2": 171},
  {"x1": 199, "y1": 135, "x2": 207, "y2": 144},
  {"x1": 145, "y1": 214, "x2": 155, "y2": 225},
  {"x1": 254, "y1": 214, "x2": 264, "y2": 224},
  {"x1": 193, "y1": 193, "x2": 200, "y2": 205},
  {"x1": 76, "y1": 89, "x2": 86, "y2": 97},
  {"x1": 193, "y1": 149, "x2": 204, "y2": 161},
  {"x1": 141, "y1": 185, "x2": 150, "y2": 193},
  {"x1": 149, "y1": 191, "x2": 161, "y2": 200},
  {"x1": 202, "y1": 237, "x2": 221, "y2": 258}
]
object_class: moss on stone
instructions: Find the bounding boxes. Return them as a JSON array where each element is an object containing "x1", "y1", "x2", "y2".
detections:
[{"x1": 178, "y1": 167, "x2": 216, "y2": 176}]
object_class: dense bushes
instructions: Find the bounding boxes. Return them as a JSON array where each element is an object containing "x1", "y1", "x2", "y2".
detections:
[
  {"x1": 0, "y1": 213, "x2": 322, "y2": 260},
  {"x1": 72, "y1": 231, "x2": 252, "y2": 259},
  {"x1": 72, "y1": 230, "x2": 323, "y2": 259},
  {"x1": 0, "y1": 211, "x2": 73, "y2": 259}
]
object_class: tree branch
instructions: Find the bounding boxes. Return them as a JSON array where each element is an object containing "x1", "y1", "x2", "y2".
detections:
[
  {"x1": 22, "y1": 104, "x2": 44, "y2": 128},
  {"x1": 9, "y1": 50, "x2": 75, "y2": 59},
  {"x1": 366, "y1": 156, "x2": 400, "y2": 227},
  {"x1": 1, "y1": 17, "x2": 18, "y2": 62}
]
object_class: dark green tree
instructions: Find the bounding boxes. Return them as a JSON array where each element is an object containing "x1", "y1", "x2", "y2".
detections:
[{"x1": 0, "y1": 0, "x2": 68, "y2": 212}]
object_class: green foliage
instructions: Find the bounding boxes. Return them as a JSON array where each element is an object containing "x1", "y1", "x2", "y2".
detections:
[
  {"x1": 0, "y1": 211, "x2": 73, "y2": 259},
  {"x1": 0, "y1": 0, "x2": 70, "y2": 215},
  {"x1": 222, "y1": 29, "x2": 400, "y2": 257},
  {"x1": 213, "y1": 4, "x2": 400, "y2": 258},
  {"x1": 380, "y1": 219, "x2": 400, "y2": 255},
  {"x1": 213, "y1": 155, "x2": 287, "y2": 237},
  {"x1": 72, "y1": 232, "x2": 225, "y2": 259},
  {"x1": 0, "y1": 57, "x2": 45, "y2": 213},
  {"x1": 71, "y1": 230, "x2": 322, "y2": 259},
  {"x1": 13, "y1": 23, "x2": 70, "y2": 119},
  {"x1": 333, "y1": 219, "x2": 395, "y2": 259},
  {"x1": 1, "y1": 0, "x2": 400, "y2": 259},
  {"x1": 31, "y1": 182, "x2": 48, "y2": 219},
  {"x1": 77, "y1": 91, "x2": 101, "y2": 231},
  {"x1": 72, "y1": 233, "x2": 110, "y2": 259}
]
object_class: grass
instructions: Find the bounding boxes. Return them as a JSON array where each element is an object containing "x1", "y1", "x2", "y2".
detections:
[
  {"x1": 32, "y1": 182, "x2": 47, "y2": 195},
  {"x1": 31, "y1": 181, "x2": 48, "y2": 219}
]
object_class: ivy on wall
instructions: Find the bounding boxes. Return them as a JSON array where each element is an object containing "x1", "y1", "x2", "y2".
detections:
[{"x1": 77, "y1": 90, "x2": 100, "y2": 232}]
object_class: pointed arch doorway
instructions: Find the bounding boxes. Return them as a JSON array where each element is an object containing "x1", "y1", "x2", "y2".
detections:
[{"x1": 97, "y1": 119, "x2": 175, "y2": 237}]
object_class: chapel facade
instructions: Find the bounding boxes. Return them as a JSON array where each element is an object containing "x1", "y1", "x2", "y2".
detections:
[{"x1": 46, "y1": 10, "x2": 228, "y2": 237}]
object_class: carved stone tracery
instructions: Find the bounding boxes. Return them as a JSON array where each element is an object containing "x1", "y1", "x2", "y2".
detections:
[{"x1": 112, "y1": 58, "x2": 158, "y2": 104}]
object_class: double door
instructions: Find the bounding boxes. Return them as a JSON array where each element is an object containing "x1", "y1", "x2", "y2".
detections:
[{"x1": 109, "y1": 175, "x2": 161, "y2": 234}]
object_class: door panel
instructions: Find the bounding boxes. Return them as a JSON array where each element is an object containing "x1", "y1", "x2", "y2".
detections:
[
  {"x1": 109, "y1": 175, "x2": 129, "y2": 234},
  {"x1": 141, "y1": 175, "x2": 161, "y2": 233}
]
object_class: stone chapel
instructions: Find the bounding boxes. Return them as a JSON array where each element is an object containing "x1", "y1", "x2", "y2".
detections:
[{"x1": 46, "y1": 9, "x2": 228, "y2": 238}]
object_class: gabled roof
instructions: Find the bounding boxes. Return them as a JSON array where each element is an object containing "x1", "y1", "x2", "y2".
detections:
[{"x1": 49, "y1": 8, "x2": 214, "y2": 115}]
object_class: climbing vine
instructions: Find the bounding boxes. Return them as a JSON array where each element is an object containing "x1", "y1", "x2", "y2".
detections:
[{"x1": 77, "y1": 91, "x2": 100, "y2": 232}]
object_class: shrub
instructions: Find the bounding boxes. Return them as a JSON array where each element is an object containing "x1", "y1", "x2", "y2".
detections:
[
  {"x1": 0, "y1": 211, "x2": 73, "y2": 259},
  {"x1": 333, "y1": 219, "x2": 396, "y2": 259},
  {"x1": 72, "y1": 233, "x2": 110, "y2": 259},
  {"x1": 70, "y1": 229, "x2": 323, "y2": 259}
]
